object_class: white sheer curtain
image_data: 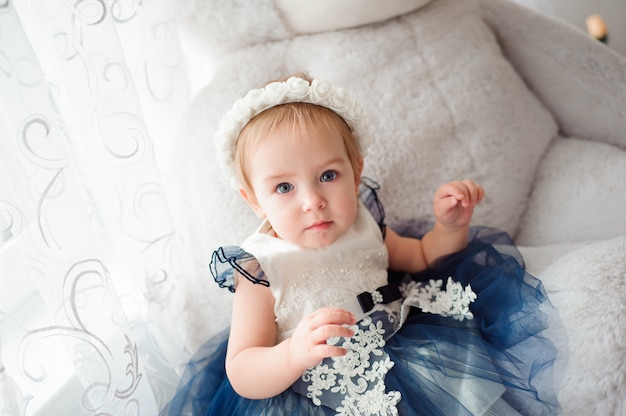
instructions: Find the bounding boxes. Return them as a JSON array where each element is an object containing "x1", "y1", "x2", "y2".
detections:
[{"x1": 0, "y1": 0, "x2": 191, "y2": 414}]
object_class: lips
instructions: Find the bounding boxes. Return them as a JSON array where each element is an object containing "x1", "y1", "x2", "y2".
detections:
[{"x1": 306, "y1": 221, "x2": 333, "y2": 231}]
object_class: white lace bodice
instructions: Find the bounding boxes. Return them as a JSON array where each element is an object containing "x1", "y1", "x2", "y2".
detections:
[{"x1": 241, "y1": 203, "x2": 388, "y2": 341}]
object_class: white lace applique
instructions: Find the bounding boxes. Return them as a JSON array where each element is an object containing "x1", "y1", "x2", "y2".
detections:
[
  {"x1": 400, "y1": 277, "x2": 477, "y2": 321},
  {"x1": 301, "y1": 316, "x2": 401, "y2": 416}
]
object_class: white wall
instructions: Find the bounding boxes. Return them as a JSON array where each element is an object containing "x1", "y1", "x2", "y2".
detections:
[{"x1": 548, "y1": 0, "x2": 626, "y2": 56}]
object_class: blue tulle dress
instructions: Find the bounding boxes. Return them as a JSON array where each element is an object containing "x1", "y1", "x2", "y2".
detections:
[{"x1": 161, "y1": 181, "x2": 563, "y2": 416}]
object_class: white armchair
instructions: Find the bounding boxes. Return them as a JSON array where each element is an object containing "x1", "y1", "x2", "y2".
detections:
[{"x1": 166, "y1": 1, "x2": 626, "y2": 413}]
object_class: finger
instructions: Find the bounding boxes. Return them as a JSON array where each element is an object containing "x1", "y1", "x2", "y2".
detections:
[
  {"x1": 460, "y1": 180, "x2": 482, "y2": 206},
  {"x1": 476, "y1": 185, "x2": 485, "y2": 203},
  {"x1": 302, "y1": 345, "x2": 349, "y2": 367},
  {"x1": 462, "y1": 184, "x2": 476, "y2": 207},
  {"x1": 474, "y1": 184, "x2": 484, "y2": 204},
  {"x1": 468, "y1": 185, "x2": 484, "y2": 205},
  {"x1": 315, "y1": 344, "x2": 350, "y2": 359},
  {"x1": 308, "y1": 307, "x2": 356, "y2": 328},
  {"x1": 436, "y1": 183, "x2": 463, "y2": 203},
  {"x1": 445, "y1": 195, "x2": 459, "y2": 208},
  {"x1": 290, "y1": 338, "x2": 350, "y2": 369},
  {"x1": 311, "y1": 324, "x2": 355, "y2": 344}
]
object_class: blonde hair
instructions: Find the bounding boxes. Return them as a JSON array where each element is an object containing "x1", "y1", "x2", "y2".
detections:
[{"x1": 235, "y1": 79, "x2": 364, "y2": 193}]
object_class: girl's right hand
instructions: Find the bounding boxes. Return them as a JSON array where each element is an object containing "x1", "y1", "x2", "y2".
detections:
[{"x1": 289, "y1": 307, "x2": 356, "y2": 370}]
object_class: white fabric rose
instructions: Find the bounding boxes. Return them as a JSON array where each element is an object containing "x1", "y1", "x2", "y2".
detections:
[
  {"x1": 264, "y1": 82, "x2": 289, "y2": 106},
  {"x1": 244, "y1": 88, "x2": 268, "y2": 113},
  {"x1": 285, "y1": 76, "x2": 310, "y2": 100},
  {"x1": 310, "y1": 79, "x2": 334, "y2": 104}
]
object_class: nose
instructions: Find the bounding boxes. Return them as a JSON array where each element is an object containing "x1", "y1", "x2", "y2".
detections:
[{"x1": 302, "y1": 187, "x2": 326, "y2": 212}]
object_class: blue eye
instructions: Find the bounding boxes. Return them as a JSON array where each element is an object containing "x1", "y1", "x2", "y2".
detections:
[
  {"x1": 320, "y1": 170, "x2": 338, "y2": 183},
  {"x1": 276, "y1": 183, "x2": 293, "y2": 194}
]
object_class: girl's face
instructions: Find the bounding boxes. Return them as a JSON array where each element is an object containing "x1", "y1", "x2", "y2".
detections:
[{"x1": 240, "y1": 122, "x2": 361, "y2": 249}]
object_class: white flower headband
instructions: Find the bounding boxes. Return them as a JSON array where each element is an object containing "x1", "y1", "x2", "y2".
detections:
[{"x1": 214, "y1": 76, "x2": 371, "y2": 189}]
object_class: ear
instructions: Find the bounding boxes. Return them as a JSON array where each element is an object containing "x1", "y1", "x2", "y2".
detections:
[{"x1": 239, "y1": 188, "x2": 266, "y2": 219}]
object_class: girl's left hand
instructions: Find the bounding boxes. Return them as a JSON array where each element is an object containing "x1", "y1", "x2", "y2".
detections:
[{"x1": 433, "y1": 180, "x2": 484, "y2": 228}]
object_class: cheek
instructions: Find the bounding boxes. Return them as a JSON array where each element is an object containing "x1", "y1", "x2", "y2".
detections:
[
  {"x1": 261, "y1": 199, "x2": 290, "y2": 223},
  {"x1": 339, "y1": 193, "x2": 359, "y2": 219}
]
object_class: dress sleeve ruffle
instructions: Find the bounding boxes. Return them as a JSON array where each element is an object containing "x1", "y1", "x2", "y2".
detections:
[{"x1": 210, "y1": 246, "x2": 268, "y2": 292}]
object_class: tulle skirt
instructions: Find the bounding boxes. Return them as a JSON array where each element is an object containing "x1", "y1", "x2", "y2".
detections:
[{"x1": 160, "y1": 227, "x2": 563, "y2": 415}]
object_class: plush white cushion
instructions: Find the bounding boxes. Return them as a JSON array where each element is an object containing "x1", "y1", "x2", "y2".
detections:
[
  {"x1": 535, "y1": 235, "x2": 626, "y2": 415},
  {"x1": 515, "y1": 137, "x2": 626, "y2": 245},
  {"x1": 173, "y1": 0, "x2": 291, "y2": 57},
  {"x1": 274, "y1": 0, "x2": 433, "y2": 33},
  {"x1": 165, "y1": 0, "x2": 626, "y2": 411},
  {"x1": 174, "y1": 0, "x2": 434, "y2": 55}
]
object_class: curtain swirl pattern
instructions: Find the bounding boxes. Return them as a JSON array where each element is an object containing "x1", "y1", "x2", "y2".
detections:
[{"x1": 0, "y1": 0, "x2": 190, "y2": 414}]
